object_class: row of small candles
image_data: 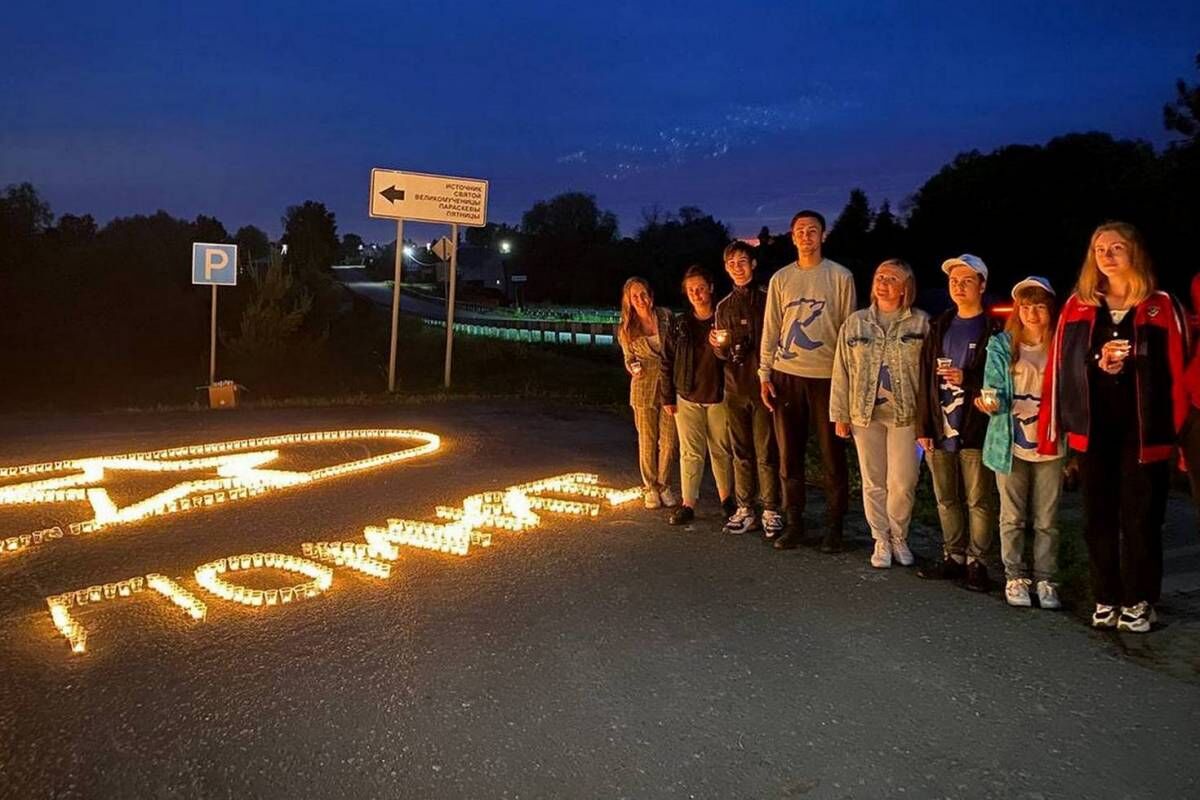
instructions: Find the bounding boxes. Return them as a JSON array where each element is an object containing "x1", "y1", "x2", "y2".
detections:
[
  {"x1": 36, "y1": 460, "x2": 640, "y2": 654},
  {"x1": 2, "y1": 429, "x2": 442, "y2": 557}
]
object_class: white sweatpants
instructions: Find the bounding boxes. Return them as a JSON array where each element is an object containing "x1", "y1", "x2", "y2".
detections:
[{"x1": 851, "y1": 419, "x2": 920, "y2": 542}]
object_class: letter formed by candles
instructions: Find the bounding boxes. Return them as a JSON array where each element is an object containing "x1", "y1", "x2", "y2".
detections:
[
  {"x1": 1, "y1": 429, "x2": 441, "y2": 558},
  {"x1": 41, "y1": 469, "x2": 642, "y2": 655}
]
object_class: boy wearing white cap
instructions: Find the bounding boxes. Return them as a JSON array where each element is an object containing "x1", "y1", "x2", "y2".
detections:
[
  {"x1": 916, "y1": 254, "x2": 1000, "y2": 591},
  {"x1": 977, "y1": 277, "x2": 1065, "y2": 608}
]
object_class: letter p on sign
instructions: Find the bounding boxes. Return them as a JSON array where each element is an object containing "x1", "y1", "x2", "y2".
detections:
[{"x1": 192, "y1": 243, "x2": 238, "y2": 286}]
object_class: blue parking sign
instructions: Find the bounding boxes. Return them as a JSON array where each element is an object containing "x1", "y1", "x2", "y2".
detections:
[{"x1": 192, "y1": 243, "x2": 238, "y2": 286}]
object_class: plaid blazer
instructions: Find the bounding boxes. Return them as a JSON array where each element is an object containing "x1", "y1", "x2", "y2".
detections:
[{"x1": 619, "y1": 307, "x2": 672, "y2": 409}]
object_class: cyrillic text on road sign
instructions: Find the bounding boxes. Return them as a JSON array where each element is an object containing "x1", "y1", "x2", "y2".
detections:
[{"x1": 369, "y1": 169, "x2": 488, "y2": 227}]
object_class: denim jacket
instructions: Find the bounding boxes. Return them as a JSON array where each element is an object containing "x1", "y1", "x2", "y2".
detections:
[{"x1": 830, "y1": 305, "x2": 929, "y2": 428}]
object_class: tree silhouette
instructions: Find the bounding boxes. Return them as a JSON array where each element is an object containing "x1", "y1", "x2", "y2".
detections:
[
  {"x1": 825, "y1": 188, "x2": 875, "y2": 299},
  {"x1": 234, "y1": 225, "x2": 270, "y2": 266},
  {"x1": 519, "y1": 192, "x2": 620, "y2": 303},
  {"x1": 281, "y1": 201, "x2": 339, "y2": 274},
  {"x1": 634, "y1": 206, "x2": 730, "y2": 302},
  {"x1": 1164, "y1": 51, "x2": 1200, "y2": 149}
]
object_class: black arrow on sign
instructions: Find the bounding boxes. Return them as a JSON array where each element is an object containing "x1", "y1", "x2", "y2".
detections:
[{"x1": 380, "y1": 185, "x2": 405, "y2": 203}]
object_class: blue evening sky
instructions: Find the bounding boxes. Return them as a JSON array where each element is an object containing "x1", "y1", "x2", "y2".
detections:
[{"x1": 2, "y1": 1, "x2": 1197, "y2": 242}]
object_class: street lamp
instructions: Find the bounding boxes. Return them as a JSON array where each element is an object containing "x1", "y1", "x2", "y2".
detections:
[{"x1": 499, "y1": 240, "x2": 514, "y2": 307}]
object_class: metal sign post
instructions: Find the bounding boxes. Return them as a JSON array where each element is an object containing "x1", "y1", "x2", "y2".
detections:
[
  {"x1": 210, "y1": 285, "x2": 218, "y2": 384},
  {"x1": 444, "y1": 224, "x2": 459, "y2": 389},
  {"x1": 191, "y1": 242, "x2": 238, "y2": 386},
  {"x1": 386, "y1": 219, "x2": 405, "y2": 392},
  {"x1": 368, "y1": 168, "x2": 488, "y2": 392}
]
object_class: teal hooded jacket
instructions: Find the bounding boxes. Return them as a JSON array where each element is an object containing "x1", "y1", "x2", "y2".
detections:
[
  {"x1": 981, "y1": 332, "x2": 1016, "y2": 474},
  {"x1": 982, "y1": 331, "x2": 1062, "y2": 473}
]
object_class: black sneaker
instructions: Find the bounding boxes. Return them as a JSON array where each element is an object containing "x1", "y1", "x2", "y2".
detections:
[
  {"x1": 916, "y1": 556, "x2": 966, "y2": 581},
  {"x1": 819, "y1": 524, "x2": 844, "y2": 554},
  {"x1": 668, "y1": 506, "x2": 695, "y2": 526},
  {"x1": 720, "y1": 497, "x2": 737, "y2": 520},
  {"x1": 773, "y1": 522, "x2": 805, "y2": 550},
  {"x1": 964, "y1": 560, "x2": 991, "y2": 592}
]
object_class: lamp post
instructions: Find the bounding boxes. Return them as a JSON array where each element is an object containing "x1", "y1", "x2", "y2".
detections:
[{"x1": 499, "y1": 240, "x2": 513, "y2": 308}]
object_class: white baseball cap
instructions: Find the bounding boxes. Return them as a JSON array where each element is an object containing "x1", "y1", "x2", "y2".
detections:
[
  {"x1": 1010, "y1": 275, "x2": 1055, "y2": 300},
  {"x1": 941, "y1": 254, "x2": 988, "y2": 281}
]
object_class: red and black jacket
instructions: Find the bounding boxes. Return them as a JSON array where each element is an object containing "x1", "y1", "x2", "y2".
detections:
[{"x1": 1038, "y1": 291, "x2": 1188, "y2": 463}]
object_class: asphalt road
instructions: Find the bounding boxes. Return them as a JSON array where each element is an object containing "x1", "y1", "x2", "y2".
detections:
[
  {"x1": 2, "y1": 401, "x2": 1199, "y2": 799},
  {"x1": 332, "y1": 268, "x2": 494, "y2": 321}
]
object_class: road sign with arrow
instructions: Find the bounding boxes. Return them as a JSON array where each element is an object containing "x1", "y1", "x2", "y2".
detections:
[{"x1": 369, "y1": 168, "x2": 488, "y2": 227}]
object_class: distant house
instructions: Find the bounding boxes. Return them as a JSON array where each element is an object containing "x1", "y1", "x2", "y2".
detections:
[{"x1": 434, "y1": 244, "x2": 506, "y2": 291}]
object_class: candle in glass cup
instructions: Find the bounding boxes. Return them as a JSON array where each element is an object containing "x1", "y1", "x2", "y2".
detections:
[
  {"x1": 980, "y1": 387, "x2": 999, "y2": 407},
  {"x1": 714, "y1": 328, "x2": 730, "y2": 347},
  {"x1": 936, "y1": 357, "x2": 953, "y2": 372}
]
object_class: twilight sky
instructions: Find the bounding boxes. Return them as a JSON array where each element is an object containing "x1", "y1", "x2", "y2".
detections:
[{"x1": 2, "y1": 1, "x2": 1198, "y2": 243}]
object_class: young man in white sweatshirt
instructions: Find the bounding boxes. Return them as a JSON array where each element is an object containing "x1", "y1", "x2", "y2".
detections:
[{"x1": 759, "y1": 210, "x2": 857, "y2": 551}]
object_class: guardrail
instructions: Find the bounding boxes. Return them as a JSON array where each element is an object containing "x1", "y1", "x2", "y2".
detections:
[{"x1": 422, "y1": 317, "x2": 617, "y2": 346}]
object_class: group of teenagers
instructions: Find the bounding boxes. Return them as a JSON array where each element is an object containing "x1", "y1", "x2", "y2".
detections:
[{"x1": 618, "y1": 211, "x2": 1200, "y2": 635}]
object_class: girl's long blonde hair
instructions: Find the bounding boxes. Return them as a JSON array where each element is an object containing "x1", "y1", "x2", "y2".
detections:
[
  {"x1": 1075, "y1": 221, "x2": 1155, "y2": 307},
  {"x1": 618, "y1": 277, "x2": 654, "y2": 349}
]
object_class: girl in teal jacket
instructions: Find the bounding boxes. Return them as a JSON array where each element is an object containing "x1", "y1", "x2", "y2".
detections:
[{"x1": 977, "y1": 277, "x2": 1065, "y2": 609}]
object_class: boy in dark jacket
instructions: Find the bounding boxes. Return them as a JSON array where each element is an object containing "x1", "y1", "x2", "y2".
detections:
[
  {"x1": 713, "y1": 241, "x2": 781, "y2": 537},
  {"x1": 916, "y1": 255, "x2": 1000, "y2": 592}
]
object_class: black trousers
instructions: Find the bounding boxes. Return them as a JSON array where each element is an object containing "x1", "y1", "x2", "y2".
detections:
[
  {"x1": 725, "y1": 391, "x2": 780, "y2": 510},
  {"x1": 770, "y1": 370, "x2": 848, "y2": 526},
  {"x1": 1079, "y1": 434, "x2": 1168, "y2": 606}
]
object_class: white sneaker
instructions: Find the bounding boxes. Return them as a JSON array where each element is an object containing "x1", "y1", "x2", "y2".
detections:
[
  {"x1": 1005, "y1": 578, "x2": 1033, "y2": 607},
  {"x1": 761, "y1": 509, "x2": 784, "y2": 538},
  {"x1": 1117, "y1": 601, "x2": 1156, "y2": 633},
  {"x1": 658, "y1": 487, "x2": 679, "y2": 508},
  {"x1": 870, "y1": 539, "x2": 892, "y2": 569},
  {"x1": 1092, "y1": 603, "x2": 1118, "y2": 629},
  {"x1": 890, "y1": 536, "x2": 914, "y2": 566},
  {"x1": 723, "y1": 506, "x2": 757, "y2": 535},
  {"x1": 643, "y1": 489, "x2": 661, "y2": 509},
  {"x1": 1035, "y1": 580, "x2": 1061, "y2": 610}
]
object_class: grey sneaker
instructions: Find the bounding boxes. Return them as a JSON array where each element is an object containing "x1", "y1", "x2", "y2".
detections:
[
  {"x1": 890, "y1": 536, "x2": 914, "y2": 566},
  {"x1": 658, "y1": 487, "x2": 679, "y2": 508},
  {"x1": 761, "y1": 509, "x2": 784, "y2": 539},
  {"x1": 1035, "y1": 580, "x2": 1061, "y2": 610},
  {"x1": 1005, "y1": 578, "x2": 1033, "y2": 607},
  {"x1": 723, "y1": 506, "x2": 757, "y2": 535}
]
